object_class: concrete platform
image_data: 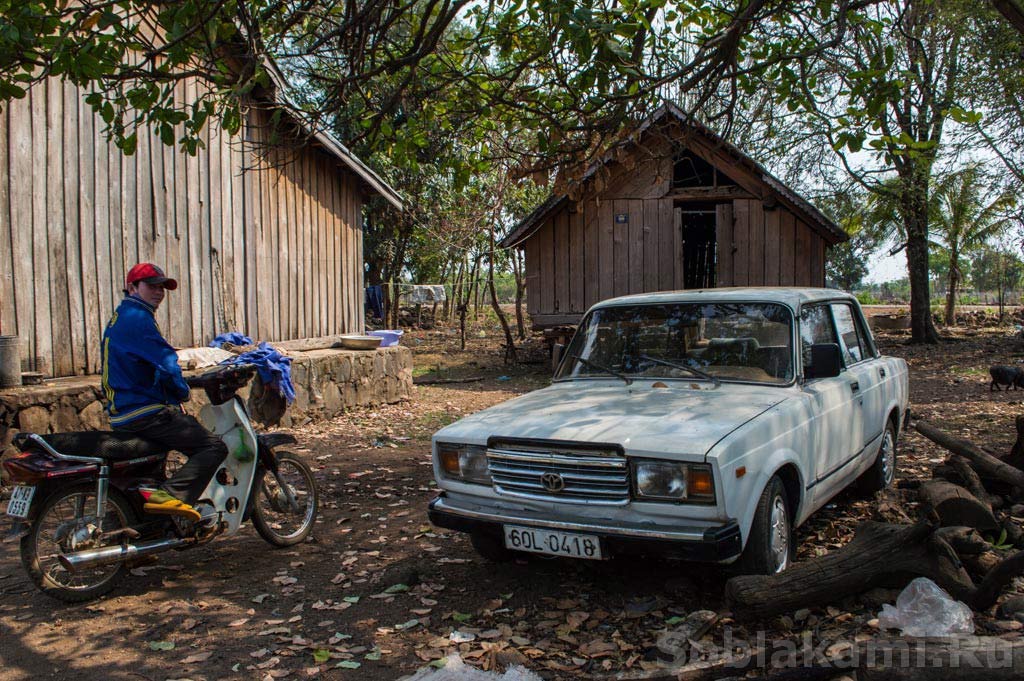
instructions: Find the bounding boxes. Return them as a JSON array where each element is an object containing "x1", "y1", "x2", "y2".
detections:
[{"x1": 0, "y1": 346, "x2": 412, "y2": 454}]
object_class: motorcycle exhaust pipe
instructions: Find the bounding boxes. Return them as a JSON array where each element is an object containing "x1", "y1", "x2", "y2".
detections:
[{"x1": 59, "y1": 537, "x2": 187, "y2": 573}]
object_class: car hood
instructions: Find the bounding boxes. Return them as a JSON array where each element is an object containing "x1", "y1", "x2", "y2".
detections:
[{"x1": 434, "y1": 380, "x2": 791, "y2": 459}]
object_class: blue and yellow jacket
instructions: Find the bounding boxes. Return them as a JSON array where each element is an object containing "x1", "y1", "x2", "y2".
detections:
[{"x1": 101, "y1": 296, "x2": 190, "y2": 426}]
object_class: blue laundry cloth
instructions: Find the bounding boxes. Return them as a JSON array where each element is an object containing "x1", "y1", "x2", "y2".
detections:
[
  {"x1": 220, "y1": 341, "x2": 295, "y2": 403},
  {"x1": 365, "y1": 286, "x2": 384, "y2": 320},
  {"x1": 210, "y1": 332, "x2": 254, "y2": 348}
]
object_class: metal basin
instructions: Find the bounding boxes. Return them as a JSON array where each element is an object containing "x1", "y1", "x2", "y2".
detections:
[{"x1": 337, "y1": 335, "x2": 383, "y2": 350}]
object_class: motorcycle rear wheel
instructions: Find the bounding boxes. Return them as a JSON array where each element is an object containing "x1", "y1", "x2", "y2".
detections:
[
  {"x1": 252, "y1": 451, "x2": 318, "y2": 547},
  {"x1": 21, "y1": 483, "x2": 135, "y2": 602}
]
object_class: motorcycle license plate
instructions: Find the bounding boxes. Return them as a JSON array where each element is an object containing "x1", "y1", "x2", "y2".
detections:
[
  {"x1": 503, "y1": 524, "x2": 603, "y2": 560},
  {"x1": 6, "y1": 486, "x2": 35, "y2": 519}
]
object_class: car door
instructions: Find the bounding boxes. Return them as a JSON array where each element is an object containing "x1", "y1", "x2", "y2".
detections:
[
  {"x1": 830, "y1": 302, "x2": 886, "y2": 459},
  {"x1": 799, "y1": 303, "x2": 861, "y2": 504}
]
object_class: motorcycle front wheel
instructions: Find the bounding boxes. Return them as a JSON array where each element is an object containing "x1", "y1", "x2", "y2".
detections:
[
  {"x1": 252, "y1": 451, "x2": 319, "y2": 547},
  {"x1": 21, "y1": 483, "x2": 135, "y2": 602}
]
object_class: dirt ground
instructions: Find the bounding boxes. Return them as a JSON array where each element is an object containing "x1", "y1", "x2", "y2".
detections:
[{"x1": 3, "y1": 313, "x2": 1024, "y2": 681}]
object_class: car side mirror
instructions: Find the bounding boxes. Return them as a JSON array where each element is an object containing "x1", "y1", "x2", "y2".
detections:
[
  {"x1": 807, "y1": 343, "x2": 842, "y2": 379},
  {"x1": 552, "y1": 343, "x2": 565, "y2": 374}
]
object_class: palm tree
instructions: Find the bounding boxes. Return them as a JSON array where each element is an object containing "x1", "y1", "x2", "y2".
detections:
[
  {"x1": 930, "y1": 166, "x2": 1016, "y2": 325},
  {"x1": 865, "y1": 166, "x2": 1016, "y2": 326}
]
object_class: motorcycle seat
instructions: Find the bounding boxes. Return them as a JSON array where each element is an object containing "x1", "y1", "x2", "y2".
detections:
[{"x1": 20, "y1": 432, "x2": 167, "y2": 461}]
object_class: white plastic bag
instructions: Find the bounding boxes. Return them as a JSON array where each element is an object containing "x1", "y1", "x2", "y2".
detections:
[
  {"x1": 399, "y1": 653, "x2": 543, "y2": 681},
  {"x1": 877, "y1": 577, "x2": 974, "y2": 636}
]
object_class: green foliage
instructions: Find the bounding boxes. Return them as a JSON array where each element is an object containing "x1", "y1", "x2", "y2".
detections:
[
  {"x1": 0, "y1": 0, "x2": 266, "y2": 155},
  {"x1": 820, "y1": 189, "x2": 885, "y2": 291},
  {"x1": 855, "y1": 290, "x2": 880, "y2": 305},
  {"x1": 970, "y1": 247, "x2": 1024, "y2": 292}
]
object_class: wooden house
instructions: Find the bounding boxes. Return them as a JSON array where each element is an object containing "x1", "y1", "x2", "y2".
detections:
[
  {"x1": 500, "y1": 103, "x2": 847, "y2": 328},
  {"x1": 0, "y1": 67, "x2": 402, "y2": 378}
]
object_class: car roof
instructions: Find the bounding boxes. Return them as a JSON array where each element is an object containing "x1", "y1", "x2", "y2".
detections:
[{"x1": 590, "y1": 287, "x2": 856, "y2": 311}]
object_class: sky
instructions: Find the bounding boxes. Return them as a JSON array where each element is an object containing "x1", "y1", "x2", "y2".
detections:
[{"x1": 866, "y1": 248, "x2": 906, "y2": 284}]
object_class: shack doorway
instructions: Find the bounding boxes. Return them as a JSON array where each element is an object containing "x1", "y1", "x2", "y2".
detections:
[{"x1": 677, "y1": 206, "x2": 717, "y2": 289}]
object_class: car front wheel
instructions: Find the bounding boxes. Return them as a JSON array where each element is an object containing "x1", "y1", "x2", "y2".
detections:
[{"x1": 737, "y1": 475, "x2": 793, "y2": 575}]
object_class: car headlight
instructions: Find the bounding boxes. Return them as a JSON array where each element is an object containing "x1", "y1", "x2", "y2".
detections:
[
  {"x1": 632, "y1": 460, "x2": 715, "y2": 503},
  {"x1": 437, "y1": 443, "x2": 491, "y2": 485}
]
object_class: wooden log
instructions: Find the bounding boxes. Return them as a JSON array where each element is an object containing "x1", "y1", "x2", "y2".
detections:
[
  {"x1": 934, "y1": 526, "x2": 988, "y2": 555},
  {"x1": 724, "y1": 520, "x2": 976, "y2": 620},
  {"x1": 948, "y1": 456, "x2": 996, "y2": 510},
  {"x1": 963, "y1": 550, "x2": 1001, "y2": 576},
  {"x1": 413, "y1": 376, "x2": 485, "y2": 386},
  {"x1": 932, "y1": 463, "x2": 966, "y2": 488},
  {"x1": 1002, "y1": 518, "x2": 1024, "y2": 548},
  {"x1": 917, "y1": 480, "x2": 999, "y2": 531},
  {"x1": 968, "y1": 548, "x2": 1024, "y2": 611},
  {"x1": 915, "y1": 420, "x2": 1024, "y2": 495},
  {"x1": 1005, "y1": 415, "x2": 1024, "y2": 472},
  {"x1": 591, "y1": 636, "x2": 1024, "y2": 681}
]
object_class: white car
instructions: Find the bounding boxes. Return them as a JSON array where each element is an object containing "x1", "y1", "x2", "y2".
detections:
[{"x1": 428, "y1": 288, "x2": 909, "y2": 574}]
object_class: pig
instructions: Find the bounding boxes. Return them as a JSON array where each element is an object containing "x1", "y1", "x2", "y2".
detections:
[{"x1": 990, "y1": 365, "x2": 1024, "y2": 391}]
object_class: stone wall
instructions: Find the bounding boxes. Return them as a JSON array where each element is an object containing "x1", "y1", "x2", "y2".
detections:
[{"x1": 0, "y1": 346, "x2": 412, "y2": 457}]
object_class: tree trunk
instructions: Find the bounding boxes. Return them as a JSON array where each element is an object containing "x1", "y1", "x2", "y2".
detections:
[
  {"x1": 449, "y1": 257, "x2": 466, "y2": 325},
  {"x1": 945, "y1": 248, "x2": 960, "y2": 326},
  {"x1": 487, "y1": 224, "x2": 517, "y2": 364},
  {"x1": 902, "y1": 172, "x2": 941, "y2": 343},
  {"x1": 465, "y1": 255, "x2": 480, "y2": 323},
  {"x1": 512, "y1": 248, "x2": 527, "y2": 340}
]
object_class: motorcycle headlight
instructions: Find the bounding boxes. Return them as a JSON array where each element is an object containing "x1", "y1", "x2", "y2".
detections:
[
  {"x1": 633, "y1": 461, "x2": 715, "y2": 503},
  {"x1": 437, "y1": 443, "x2": 491, "y2": 485}
]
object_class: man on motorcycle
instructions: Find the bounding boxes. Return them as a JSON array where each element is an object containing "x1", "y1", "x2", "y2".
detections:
[{"x1": 101, "y1": 263, "x2": 228, "y2": 522}]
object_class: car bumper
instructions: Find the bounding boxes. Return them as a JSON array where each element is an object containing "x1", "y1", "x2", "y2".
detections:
[{"x1": 428, "y1": 493, "x2": 742, "y2": 562}]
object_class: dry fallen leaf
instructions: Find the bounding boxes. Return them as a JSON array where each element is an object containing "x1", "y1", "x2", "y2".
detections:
[{"x1": 182, "y1": 651, "x2": 213, "y2": 664}]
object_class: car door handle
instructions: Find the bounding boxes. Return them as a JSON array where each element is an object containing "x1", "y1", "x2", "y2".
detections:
[
  {"x1": 849, "y1": 381, "x2": 860, "y2": 393},
  {"x1": 879, "y1": 368, "x2": 886, "y2": 378}
]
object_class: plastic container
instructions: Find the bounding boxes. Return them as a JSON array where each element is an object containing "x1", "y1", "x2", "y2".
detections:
[
  {"x1": 369, "y1": 329, "x2": 403, "y2": 347},
  {"x1": 0, "y1": 336, "x2": 21, "y2": 388}
]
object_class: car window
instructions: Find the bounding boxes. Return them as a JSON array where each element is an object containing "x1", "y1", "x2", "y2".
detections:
[
  {"x1": 831, "y1": 303, "x2": 865, "y2": 365},
  {"x1": 853, "y1": 306, "x2": 877, "y2": 358},
  {"x1": 799, "y1": 305, "x2": 838, "y2": 377},
  {"x1": 557, "y1": 303, "x2": 794, "y2": 384}
]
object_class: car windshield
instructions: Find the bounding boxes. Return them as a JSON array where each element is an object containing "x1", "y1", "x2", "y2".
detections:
[{"x1": 555, "y1": 302, "x2": 794, "y2": 385}]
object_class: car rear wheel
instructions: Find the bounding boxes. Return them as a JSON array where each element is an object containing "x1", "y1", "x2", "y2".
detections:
[
  {"x1": 736, "y1": 475, "x2": 793, "y2": 575},
  {"x1": 857, "y1": 419, "x2": 897, "y2": 495}
]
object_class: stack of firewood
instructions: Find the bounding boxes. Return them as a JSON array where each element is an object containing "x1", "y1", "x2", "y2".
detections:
[
  {"x1": 725, "y1": 419, "x2": 1024, "y2": 619},
  {"x1": 711, "y1": 418, "x2": 1024, "y2": 679},
  {"x1": 589, "y1": 419, "x2": 1024, "y2": 680}
]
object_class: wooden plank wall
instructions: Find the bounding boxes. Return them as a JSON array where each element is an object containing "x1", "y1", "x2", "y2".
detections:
[
  {"x1": 0, "y1": 79, "x2": 366, "y2": 377},
  {"x1": 528, "y1": 181, "x2": 828, "y2": 321}
]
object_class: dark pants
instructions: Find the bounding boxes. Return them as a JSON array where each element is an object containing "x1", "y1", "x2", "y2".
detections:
[{"x1": 114, "y1": 407, "x2": 228, "y2": 504}]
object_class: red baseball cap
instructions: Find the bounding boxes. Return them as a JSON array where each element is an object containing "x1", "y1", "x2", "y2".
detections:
[{"x1": 126, "y1": 263, "x2": 178, "y2": 290}]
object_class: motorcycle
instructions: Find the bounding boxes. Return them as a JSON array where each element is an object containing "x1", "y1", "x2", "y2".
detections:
[{"x1": 1, "y1": 364, "x2": 319, "y2": 602}]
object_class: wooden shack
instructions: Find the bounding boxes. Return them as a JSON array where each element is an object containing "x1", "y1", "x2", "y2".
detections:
[
  {"x1": 0, "y1": 67, "x2": 402, "y2": 378},
  {"x1": 500, "y1": 103, "x2": 847, "y2": 328}
]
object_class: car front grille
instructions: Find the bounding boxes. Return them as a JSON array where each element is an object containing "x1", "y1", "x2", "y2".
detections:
[{"x1": 487, "y1": 445, "x2": 629, "y2": 505}]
